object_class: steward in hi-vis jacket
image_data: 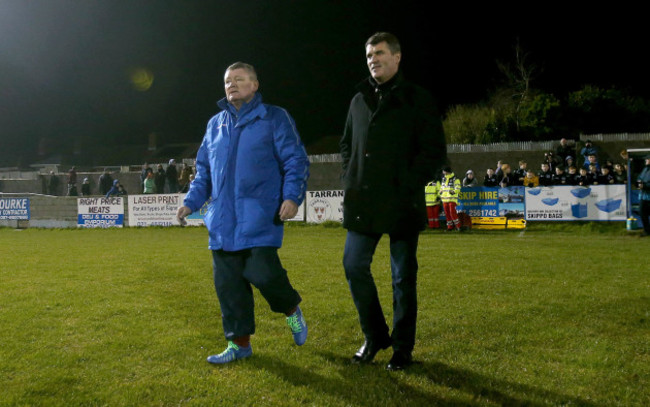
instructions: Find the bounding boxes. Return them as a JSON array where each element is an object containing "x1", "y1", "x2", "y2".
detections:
[
  {"x1": 425, "y1": 180, "x2": 442, "y2": 228},
  {"x1": 440, "y1": 167, "x2": 461, "y2": 231}
]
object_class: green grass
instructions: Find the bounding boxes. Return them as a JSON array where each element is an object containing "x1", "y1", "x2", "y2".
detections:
[{"x1": 0, "y1": 224, "x2": 648, "y2": 406}]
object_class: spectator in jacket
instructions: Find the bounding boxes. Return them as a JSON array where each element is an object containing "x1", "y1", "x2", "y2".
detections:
[
  {"x1": 177, "y1": 62, "x2": 309, "y2": 365},
  {"x1": 105, "y1": 179, "x2": 126, "y2": 197},
  {"x1": 637, "y1": 155, "x2": 650, "y2": 236},
  {"x1": 512, "y1": 160, "x2": 528, "y2": 186},
  {"x1": 567, "y1": 166, "x2": 578, "y2": 185},
  {"x1": 556, "y1": 138, "x2": 575, "y2": 163},
  {"x1": 179, "y1": 164, "x2": 194, "y2": 193},
  {"x1": 580, "y1": 140, "x2": 599, "y2": 166},
  {"x1": 588, "y1": 164, "x2": 600, "y2": 184},
  {"x1": 565, "y1": 155, "x2": 576, "y2": 171},
  {"x1": 583, "y1": 154, "x2": 601, "y2": 171},
  {"x1": 67, "y1": 166, "x2": 78, "y2": 196},
  {"x1": 495, "y1": 160, "x2": 504, "y2": 179},
  {"x1": 166, "y1": 159, "x2": 179, "y2": 193},
  {"x1": 462, "y1": 170, "x2": 478, "y2": 187},
  {"x1": 575, "y1": 167, "x2": 590, "y2": 186},
  {"x1": 620, "y1": 149, "x2": 629, "y2": 170},
  {"x1": 523, "y1": 169, "x2": 539, "y2": 188},
  {"x1": 613, "y1": 163, "x2": 627, "y2": 184},
  {"x1": 81, "y1": 177, "x2": 91, "y2": 196},
  {"x1": 598, "y1": 166, "x2": 615, "y2": 185},
  {"x1": 143, "y1": 169, "x2": 156, "y2": 193},
  {"x1": 140, "y1": 162, "x2": 152, "y2": 192},
  {"x1": 543, "y1": 152, "x2": 559, "y2": 173},
  {"x1": 98, "y1": 169, "x2": 113, "y2": 196},
  {"x1": 538, "y1": 163, "x2": 553, "y2": 186},
  {"x1": 552, "y1": 166, "x2": 569, "y2": 185},
  {"x1": 48, "y1": 171, "x2": 60, "y2": 195},
  {"x1": 484, "y1": 168, "x2": 499, "y2": 187},
  {"x1": 339, "y1": 32, "x2": 446, "y2": 371},
  {"x1": 154, "y1": 164, "x2": 166, "y2": 193},
  {"x1": 498, "y1": 163, "x2": 513, "y2": 187}
]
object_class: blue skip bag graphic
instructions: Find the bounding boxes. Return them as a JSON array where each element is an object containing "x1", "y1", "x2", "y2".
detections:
[
  {"x1": 595, "y1": 198, "x2": 622, "y2": 213},
  {"x1": 541, "y1": 198, "x2": 559, "y2": 206},
  {"x1": 528, "y1": 187, "x2": 542, "y2": 196},
  {"x1": 571, "y1": 187, "x2": 591, "y2": 198},
  {"x1": 571, "y1": 203, "x2": 588, "y2": 218}
]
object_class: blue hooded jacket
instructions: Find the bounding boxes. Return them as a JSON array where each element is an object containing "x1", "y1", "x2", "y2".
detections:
[
  {"x1": 183, "y1": 93, "x2": 309, "y2": 251},
  {"x1": 105, "y1": 179, "x2": 122, "y2": 198}
]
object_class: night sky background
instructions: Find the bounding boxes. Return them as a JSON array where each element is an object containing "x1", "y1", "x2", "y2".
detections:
[{"x1": 1, "y1": 1, "x2": 648, "y2": 166}]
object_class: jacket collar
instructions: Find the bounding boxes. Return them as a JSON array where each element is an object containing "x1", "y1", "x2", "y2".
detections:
[
  {"x1": 217, "y1": 92, "x2": 266, "y2": 125},
  {"x1": 356, "y1": 71, "x2": 404, "y2": 96}
]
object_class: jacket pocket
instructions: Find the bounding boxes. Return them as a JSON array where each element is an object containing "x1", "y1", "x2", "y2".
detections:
[{"x1": 239, "y1": 197, "x2": 278, "y2": 238}]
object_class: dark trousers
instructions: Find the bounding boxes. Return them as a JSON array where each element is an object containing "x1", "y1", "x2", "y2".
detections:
[
  {"x1": 343, "y1": 230, "x2": 419, "y2": 353},
  {"x1": 211, "y1": 248, "x2": 301, "y2": 340},
  {"x1": 641, "y1": 200, "x2": 650, "y2": 234}
]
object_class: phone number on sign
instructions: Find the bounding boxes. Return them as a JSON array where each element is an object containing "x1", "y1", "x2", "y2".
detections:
[{"x1": 466, "y1": 209, "x2": 497, "y2": 217}]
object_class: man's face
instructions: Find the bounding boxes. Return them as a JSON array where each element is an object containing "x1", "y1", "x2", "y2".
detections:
[
  {"x1": 542, "y1": 164, "x2": 549, "y2": 172},
  {"x1": 588, "y1": 155, "x2": 596, "y2": 163},
  {"x1": 366, "y1": 41, "x2": 401, "y2": 84},
  {"x1": 487, "y1": 169, "x2": 494, "y2": 176},
  {"x1": 560, "y1": 138, "x2": 567, "y2": 146},
  {"x1": 520, "y1": 163, "x2": 527, "y2": 170},
  {"x1": 224, "y1": 68, "x2": 259, "y2": 108}
]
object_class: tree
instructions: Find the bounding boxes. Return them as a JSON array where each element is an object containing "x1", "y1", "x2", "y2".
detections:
[
  {"x1": 565, "y1": 85, "x2": 650, "y2": 134},
  {"x1": 495, "y1": 40, "x2": 540, "y2": 132},
  {"x1": 442, "y1": 104, "x2": 493, "y2": 144}
]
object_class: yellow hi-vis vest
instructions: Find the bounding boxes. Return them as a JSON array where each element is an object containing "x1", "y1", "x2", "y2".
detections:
[
  {"x1": 425, "y1": 181, "x2": 441, "y2": 206},
  {"x1": 440, "y1": 173, "x2": 461, "y2": 204}
]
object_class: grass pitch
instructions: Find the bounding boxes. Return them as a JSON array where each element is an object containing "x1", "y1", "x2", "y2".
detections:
[{"x1": 0, "y1": 223, "x2": 648, "y2": 406}]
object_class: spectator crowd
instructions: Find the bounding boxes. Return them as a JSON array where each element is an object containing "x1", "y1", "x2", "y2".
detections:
[
  {"x1": 461, "y1": 139, "x2": 629, "y2": 189},
  {"x1": 48, "y1": 159, "x2": 196, "y2": 197}
]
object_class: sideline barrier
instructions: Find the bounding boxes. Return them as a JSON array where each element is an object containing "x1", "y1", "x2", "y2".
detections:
[
  {"x1": 525, "y1": 185, "x2": 626, "y2": 221},
  {"x1": 2, "y1": 186, "x2": 631, "y2": 229}
]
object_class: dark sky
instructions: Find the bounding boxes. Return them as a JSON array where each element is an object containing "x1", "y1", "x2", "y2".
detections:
[{"x1": 1, "y1": 1, "x2": 647, "y2": 165}]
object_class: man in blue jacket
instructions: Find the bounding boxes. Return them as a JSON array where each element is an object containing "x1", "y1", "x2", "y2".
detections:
[{"x1": 176, "y1": 62, "x2": 309, "y2": 364}]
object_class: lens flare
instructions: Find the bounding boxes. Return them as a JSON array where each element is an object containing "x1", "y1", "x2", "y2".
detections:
[{"x1": 130, "y1": 67, "x2": 154, "y2": 91}]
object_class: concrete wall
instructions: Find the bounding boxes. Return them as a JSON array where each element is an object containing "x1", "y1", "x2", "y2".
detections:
[{"x1": 1, "y1": 172, "x2": 157, "y2": 197}]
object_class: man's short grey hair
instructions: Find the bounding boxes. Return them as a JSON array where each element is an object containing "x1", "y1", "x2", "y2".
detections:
[
  {"x1": 226, "y1": 62, "x2": 257, "y2": 81},
  {"x1": 365, "y1": 32, "x2": 401, "y2": 55}
]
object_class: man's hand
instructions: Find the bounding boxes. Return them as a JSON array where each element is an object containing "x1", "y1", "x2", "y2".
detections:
[
  {"x1": 278, "y1": 200, "x2": 298, "y2": 221},
  {"x1": 176, "y1": 205, "x2": 192, "y2": 226}
]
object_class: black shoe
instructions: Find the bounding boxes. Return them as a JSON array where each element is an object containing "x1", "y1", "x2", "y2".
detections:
[
  {"x1": 351, "y1": 337, "x2": 392, "y2": 364},
  {"x1": 386, "y1": 351, "x2": 412, "y2": 371}
]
